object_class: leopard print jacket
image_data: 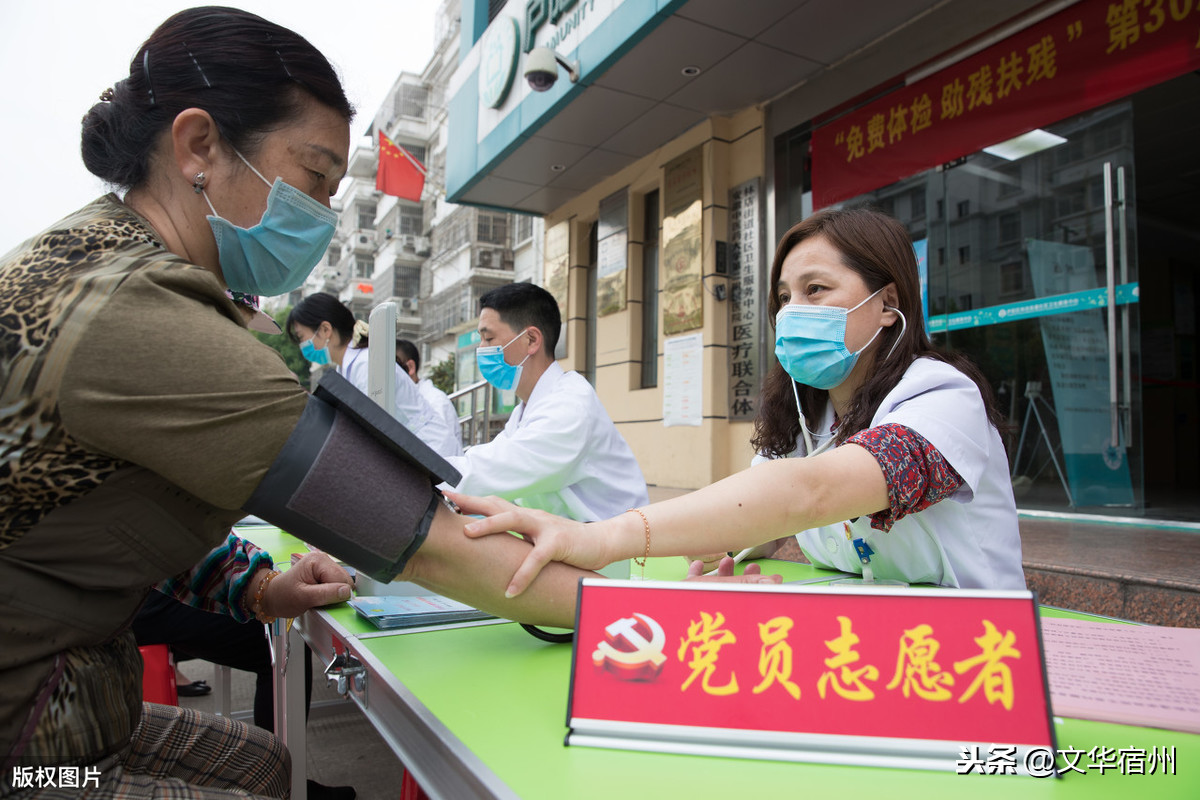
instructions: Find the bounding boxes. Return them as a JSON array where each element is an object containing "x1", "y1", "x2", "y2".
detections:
[
  {"x1": 0, "y1": 198, "x2": 161, "y2": 548},
  {"x1": 0, "y1": 196, "x2": 256, "y2": 768}
]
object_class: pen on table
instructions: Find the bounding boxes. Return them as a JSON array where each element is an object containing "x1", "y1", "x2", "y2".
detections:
[{"x1": 700, "y1": 548, "x2": 754, "y2": 575}]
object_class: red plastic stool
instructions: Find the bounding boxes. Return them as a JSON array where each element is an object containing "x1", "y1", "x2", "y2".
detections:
[
  {"x1": 138, "y1": 644, "x2": 178, "y2": 705},
  {"x1": 399, "y1": 771, "x2": 429, "y2": 800}
]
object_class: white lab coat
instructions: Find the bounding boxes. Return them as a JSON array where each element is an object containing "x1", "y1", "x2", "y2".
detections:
[
  {"x1": 447, "y1": 362, "x2": 649, "y2": 521},
  {"x1": 753, "y1": 357, "x2": 1025, "y2": 590},
  {"x1": 418, "y1": 378, "x2": 463, "y2": 457},
  {"x1": 338, "y1": 346, "x2": 460, "y2": 458}
]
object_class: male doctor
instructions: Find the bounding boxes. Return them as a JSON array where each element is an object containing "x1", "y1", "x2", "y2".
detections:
[{"x1": 446, "y1": 282, "x2": 648, "y2": 521}]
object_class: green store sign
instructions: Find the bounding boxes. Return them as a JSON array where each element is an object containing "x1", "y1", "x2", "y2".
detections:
[
  {"x1": 479, "y1": 16, "x2": 520, "y2": 109},
  {"x1": 479, "y1": 1, "x2": 594, "y2": 109}
]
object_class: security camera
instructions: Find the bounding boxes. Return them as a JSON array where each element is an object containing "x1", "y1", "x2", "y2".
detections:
[{"x1": 524, "y1": 47, "x2": 579, "y2": 92}]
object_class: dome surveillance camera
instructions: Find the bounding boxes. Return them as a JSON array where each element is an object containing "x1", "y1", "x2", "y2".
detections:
[{"x1": 523, "y1": 47, "x2": 579, "y2": 92}]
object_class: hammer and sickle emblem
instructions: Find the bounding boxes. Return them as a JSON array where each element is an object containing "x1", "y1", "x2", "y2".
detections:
[{"x1": 592, "y1": 613, "x2": 668, "y2": 681}]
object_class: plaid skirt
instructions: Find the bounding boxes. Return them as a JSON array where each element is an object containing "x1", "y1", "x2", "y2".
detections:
[{"x1": 6, "y1": 704, "x2": 289, "y2": 799}]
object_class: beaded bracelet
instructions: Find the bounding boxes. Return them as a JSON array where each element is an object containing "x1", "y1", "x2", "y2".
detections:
[
  {"x1": 626, "y1": 508, "x2": 651, "y2": 579},
  {"x1": 251, "y1": 569, "x2": 281, "y2": 624}
]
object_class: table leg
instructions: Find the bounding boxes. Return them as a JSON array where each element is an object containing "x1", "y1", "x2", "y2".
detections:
[{"x1": 271, "y1": 618, "x2": 308, "y2": 800}]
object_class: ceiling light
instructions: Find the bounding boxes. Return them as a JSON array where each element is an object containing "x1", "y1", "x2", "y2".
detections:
[
  {"x1": 550, "y1": 164, "x2": 566, "y2": 172},
  {"x1": 982, "y1": 129, "x2": 1067, "y2": 161},
  {"x1": 681, "y1": 65, "x2": 701, "y2": 77}
]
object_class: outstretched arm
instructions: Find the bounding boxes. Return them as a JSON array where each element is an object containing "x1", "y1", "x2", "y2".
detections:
[
  {"x1": 399, "y1": 504, "x2": 783, "y2": 628},
  {"x1": 454, "y1": 442, "x2": 888, "y2": 596},
  {"x1": 403, "y1": 503, "x2": 589, "y2": 628}
]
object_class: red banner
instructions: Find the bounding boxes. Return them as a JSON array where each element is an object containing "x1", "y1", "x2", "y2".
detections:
[
  {"x1": 812, "y1": 0, "x2": 1200, "y2": 207},
  {"x1": 569, "y1": 582, "x2": 1054, "y2": 752}
]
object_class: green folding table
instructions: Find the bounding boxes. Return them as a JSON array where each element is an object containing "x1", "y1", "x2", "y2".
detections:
[{"x1": 243, "y1": 526, "x2": 1199, "y2": 799}]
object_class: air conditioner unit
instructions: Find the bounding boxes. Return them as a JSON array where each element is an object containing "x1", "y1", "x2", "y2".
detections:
[
  {"x1": 401, "y1": 235, "x2": 416, "y2": 250},
  {"x1": 400, "y1": 297, "x2": 419, "y2": 313},
  {"x1": 478, "y1": 250, "x2": 494, "y2": 267},
  {"x1": 358, "y1": 234, "x2": 371, "y2": 245}
]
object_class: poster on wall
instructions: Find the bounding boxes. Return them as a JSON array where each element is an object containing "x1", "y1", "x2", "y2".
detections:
[
  {"x1": 1026, "y1": 239, "x2": 1133, "y2": 506},
  {"x1": 544, "y1": 220, "x2": 570, "y2": 358},
  {"x1": 728, "y1": 178, "x2": 763, "y2": 422},
  {"x1": 662, "y1": 148, "x2": 703, "y2": 336},
  {"x1": 597, "y1": 188, "x2": 629, "y2": 316},
  {"x1": 663, "y1": 332, "x2": 703, "y2": 427},
  {"x1": 913, "y1": 238, "x2": 929, "y2": 333}
]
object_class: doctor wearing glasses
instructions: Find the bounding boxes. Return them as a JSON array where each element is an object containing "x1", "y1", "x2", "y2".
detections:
[{"x1": 454, "y1": 208, "x2": 1026, "y2": 597}]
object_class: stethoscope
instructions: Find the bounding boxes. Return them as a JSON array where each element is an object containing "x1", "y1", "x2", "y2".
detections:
[
  {"x1": 720, "y1": 306, "x2": 909, "y2": 572},
  {"x1": 718, "y1": 387, "x2": 837, "y2": 570}
]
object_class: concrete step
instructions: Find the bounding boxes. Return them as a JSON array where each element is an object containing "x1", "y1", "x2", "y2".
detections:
[{"x1": 1018, "y1": 514, "x2": 1200, "y2": 627}]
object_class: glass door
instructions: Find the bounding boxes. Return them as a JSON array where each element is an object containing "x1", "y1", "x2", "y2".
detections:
[{"x1": 926, "y1": 102, "x2": 1142, "y2": 513}]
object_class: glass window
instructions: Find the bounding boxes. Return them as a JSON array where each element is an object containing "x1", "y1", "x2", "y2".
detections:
[
  {"x1": 395, "y1": 266, "x2": 420, "y2": 297},
  {"x1": 357, "y1": 204, "x2": 376, "y2": 230},
  {"x1": 514, "y1": 214, "x2": 534, "y2": 244},
  {"x1": 999, "y1": 212, "x2": 1020, "y2": 243},
  {"x1": 399, "y1": 206, "x2": 423, "y2": 236},
  {"x1": 476, "y1": 213, "x2": 508, "y2": 245},
  {"x1": 910, "y1": 187, "x2": 926, "y2": 220},
  {"x1": 403, "y1": 144, "x2": 427, "y2": 166},
  {"x1": 394, "y1": 84, "x2": 428, "y2": 119}
]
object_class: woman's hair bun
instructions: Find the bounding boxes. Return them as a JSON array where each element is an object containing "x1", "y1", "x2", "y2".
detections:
[
  {"x1": 79, "y1": 6, "x2": 352, "y2": 192},
  {"x1": 80, "y1": 79, "x2": 159, "y2": 188}
]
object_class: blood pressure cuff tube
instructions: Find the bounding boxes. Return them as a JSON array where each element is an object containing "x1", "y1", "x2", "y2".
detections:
[{"x1": 244, "y1": 371, "x2": 463, "y2": 583}]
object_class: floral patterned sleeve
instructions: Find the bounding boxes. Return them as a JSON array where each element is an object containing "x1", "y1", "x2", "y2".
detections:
[
  {"x1": 156, "y1": 532, "x2": 274, "y2": 622},
  {"x1": 845, "y1": 423, "x2": 964, "y2": 533}
]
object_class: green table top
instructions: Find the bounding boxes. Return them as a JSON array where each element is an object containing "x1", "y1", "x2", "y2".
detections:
[{"x1": 242, "y1": 526, "x2": 1198, "y2": 798}]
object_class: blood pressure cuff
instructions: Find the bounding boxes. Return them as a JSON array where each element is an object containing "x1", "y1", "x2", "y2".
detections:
[{"x1": 244, "y1": 371, "x2": 463, "y2": 582}]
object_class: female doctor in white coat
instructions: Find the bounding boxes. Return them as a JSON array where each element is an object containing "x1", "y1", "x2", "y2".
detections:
[
  {"x1": 451, "y1": 207, "x2": 1026, "y2": 597},
  {"x1": 287, "y1": 292, "x2": 461, "y2": 457}
]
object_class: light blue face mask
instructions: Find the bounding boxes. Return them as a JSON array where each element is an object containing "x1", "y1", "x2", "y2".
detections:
[
  {"x1": 203, "y1": 151, "x2": 337, "y2": 297},
  {"x1": 774, "y1": 288, "x2": 885, "y2": 391},
  {"x1": 300, "y1": 333, "x2": 330, "y2": 365},
  {"x1": 476, "y1": 328, "x2": 531, "y2": 392}
]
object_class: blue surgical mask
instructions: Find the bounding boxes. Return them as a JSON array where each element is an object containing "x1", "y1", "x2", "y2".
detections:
[
  {"x1": 203, "y1": 151, "x2": 336, "y2": 297},
  {"x1": 476, "y1": 329, "x2": 531, "y2": 392},
  {"x1": 300, "y1": 333, "x2": 330, "y2": 365},
  {"x1": 774, "y1": 289, "x2": 884, "y2": 390}
]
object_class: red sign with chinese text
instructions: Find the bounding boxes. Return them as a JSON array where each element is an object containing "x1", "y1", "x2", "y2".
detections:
[
  {"x1": 567, "y1": 581, "x2": 1055, "y2": 755},
  {"x1": 812, "y1": 0, "x2": 1200, "y2": 207}
]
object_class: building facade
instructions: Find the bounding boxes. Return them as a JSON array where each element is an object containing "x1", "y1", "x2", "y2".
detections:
[
  {"x1": 284, "y1": 0, "x2": 542, "y2": 406},
  {"x1": 446, "y1": 0, "x2": 1200, "y2": 520}
]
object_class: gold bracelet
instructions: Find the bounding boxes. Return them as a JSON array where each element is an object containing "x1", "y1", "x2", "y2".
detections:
[
  {"x1": 626, "y1": 508, "x2": 651, "y2": 578},
  {"x1": 252, "y1": 569, "x2": 280, "y2": 624}
]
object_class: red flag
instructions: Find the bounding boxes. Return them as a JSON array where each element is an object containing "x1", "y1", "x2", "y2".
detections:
[{"x1": 376, "y1": 131, "x2": 426, "y2": 201}]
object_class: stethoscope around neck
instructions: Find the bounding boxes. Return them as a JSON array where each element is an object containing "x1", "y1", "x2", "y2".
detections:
[
  {"x1": 793, "y1": 380, "x2": 838, "y2": 459},
  {"x1": 722, "y1": 305, "x2": 908, "y2": 567}
]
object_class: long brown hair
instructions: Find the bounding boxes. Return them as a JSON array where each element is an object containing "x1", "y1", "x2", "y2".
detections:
[{"x1": 751, "y1": 207, "x2": 1006, "y2": 458}]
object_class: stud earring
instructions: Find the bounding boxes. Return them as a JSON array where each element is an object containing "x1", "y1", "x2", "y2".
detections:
[{"x1": 192, "y1": 172, "x2": 207, "y2": 193}]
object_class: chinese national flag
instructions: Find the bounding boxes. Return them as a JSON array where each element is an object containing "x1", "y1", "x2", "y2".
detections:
[{"x1": 376, "y1": 131, "x2": 426, "y2": 201}]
